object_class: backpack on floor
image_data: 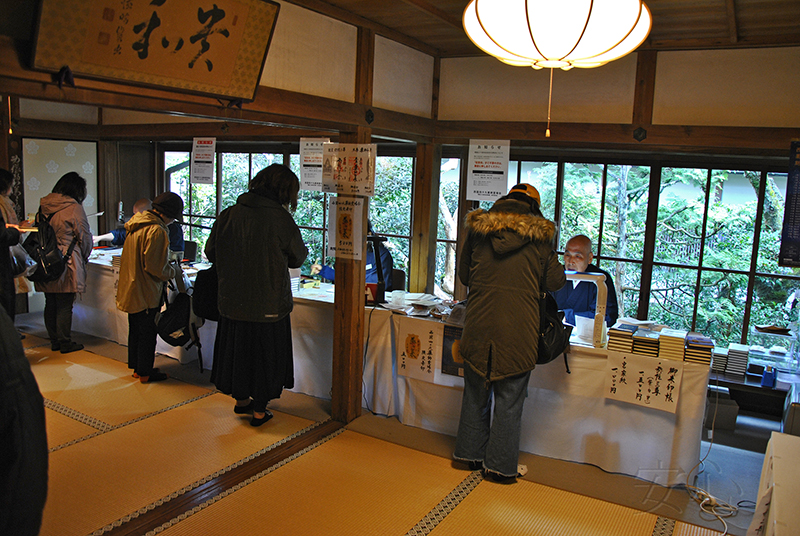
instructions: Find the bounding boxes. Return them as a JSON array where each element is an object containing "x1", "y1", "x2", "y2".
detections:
[
  {"x1": 157, "y1": 264, "x2": 206, "y2": 372},
  {"x1": 23, "y1": 208, "x2": 78, "y2": 283}
]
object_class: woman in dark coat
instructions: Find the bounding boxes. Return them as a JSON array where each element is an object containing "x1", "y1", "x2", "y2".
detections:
[
  {"x1": 453, "y1": 183, "x2": 566, "y2": 481},
  {"x1": 205, "y1": 164, "x2": 308, "y2": 426}
]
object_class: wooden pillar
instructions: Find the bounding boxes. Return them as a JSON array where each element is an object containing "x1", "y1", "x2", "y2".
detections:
[
  {"x1": 409, "y1": 142, "x2": 441, "y2": 293},
  {"x1": 330, "y1": 128, "x2": 371, "y2": 423},
  {"x1": 330, "y1": 26, "x2": 374, "y2": 423}
]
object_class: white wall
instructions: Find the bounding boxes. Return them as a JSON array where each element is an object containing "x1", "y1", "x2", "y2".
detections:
[
  {"x1": 259, "y1": 0, "x2": 357, "y2": 103},
  {"x1": 373, "y1": 36, "x2": 434, "y2": 117},
  {"x1": 653, "y1": 47, "x2": 800, "y2": 128},
  {"x1": 19, "y1": 100, "x2": 98, "y2": 124},
  {"x1": 438, "y1": 54, "x2": 637, "y2": 123},
  {"x1": 21, "y1": 138, "x2": 99, "y2": 235}
]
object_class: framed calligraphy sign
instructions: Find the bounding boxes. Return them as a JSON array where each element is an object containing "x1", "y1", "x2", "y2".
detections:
[{"x1": 32, "y1": 0, "x2": 279, "y2": 101}]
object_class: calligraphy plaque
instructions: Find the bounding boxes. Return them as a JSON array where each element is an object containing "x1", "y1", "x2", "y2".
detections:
[{"x1": 33, "y1": 0, "x2": 279, "y2": 100}]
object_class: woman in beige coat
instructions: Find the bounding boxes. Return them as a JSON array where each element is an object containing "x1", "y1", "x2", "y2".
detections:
[{"x1": 33, "y1": 172, "x2": 93, "y2": 353}]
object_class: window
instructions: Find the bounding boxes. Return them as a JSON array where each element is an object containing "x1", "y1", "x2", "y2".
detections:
[
  {"x1": 441, "y1": 153, "x2": 791, "y2": 359},
  {"x1": 165, "y1": 151, "x2": 215, "y2": 253},
  {"x1": 163, "y1": 146, "x2": 414, "y2": 279},
  {"x1": 436, "y1": 158, "x2": 461, "y2": 298}
]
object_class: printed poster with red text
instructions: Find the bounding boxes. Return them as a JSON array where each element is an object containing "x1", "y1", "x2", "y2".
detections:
[{"x1": 466, "y1": 139, "x2": 510, "y2": 202}]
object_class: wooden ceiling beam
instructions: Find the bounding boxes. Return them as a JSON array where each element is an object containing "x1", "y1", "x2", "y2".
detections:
[
  {"x1": 397, "y1": 0, "x2": 463, "y2": 30},
  {"x1": 642, "y1": 32, "x2": 800, "y2": 51},
  {"x1": 434, "y1": 120, "x2": 799, "y2": 157}
]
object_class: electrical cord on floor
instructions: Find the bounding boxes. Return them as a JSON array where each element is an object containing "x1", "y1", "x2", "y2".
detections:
[
  {"x1": 361, "y1": 302, "x2": 379, "y2": 414},
  {"x1": 684, "y1": 372, "x2": 738, "y2": 536}
]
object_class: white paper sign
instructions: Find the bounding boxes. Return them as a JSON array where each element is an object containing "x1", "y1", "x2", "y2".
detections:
[
  {"x1": 191, "y1": 137, "x2": 216, "y2": 184},
  {"x1": 467, "y1": 139, "x2": 510, "y2": 201},
  {"x1": 300, "y1": 137, "x2": 329, "y2": 191},
  {"x1": 321, "y1": 143, "x2": 376, "y2": 196},
  {"x1": 395, "y1": 316, "x2": 441, "y2": 383},
  {"x1": 326, "y1": 197, "x2": 364, "y2": 260},
  {"x1": 604, "y1": 351, "x2": 683, "y2": 413}
]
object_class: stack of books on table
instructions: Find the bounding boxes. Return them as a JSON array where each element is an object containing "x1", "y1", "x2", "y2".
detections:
[
  {"x1": 658, "y1": 328, "x2": 688, "y2": 361},
  {"x1": 726, "y1": 343, "x2": 750, "y2": 376},
  {"x1": 711, "y1": 346, "x2": 728, "y2": 373},
  {"x1": 632, "y1": 328, "x2": 660, "y2": 357},
  {"x1": 684, "y1": 333, "x2": 714, "y2": 365},
  {"x1": 607, "y1": 322, "x2": 638, "y2": 353}
]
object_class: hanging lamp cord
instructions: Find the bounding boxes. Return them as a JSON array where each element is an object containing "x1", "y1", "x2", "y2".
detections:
[{"x1": 546, "y1": 68, "x2": 553, "y2": 138}]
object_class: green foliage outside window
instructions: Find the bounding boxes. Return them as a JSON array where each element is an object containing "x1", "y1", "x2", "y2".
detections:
[{"x1": 167, "y1": 148, "x2": 800, "y2": 362}]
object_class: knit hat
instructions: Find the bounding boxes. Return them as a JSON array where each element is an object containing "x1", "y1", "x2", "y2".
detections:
[
  {"x1": 152, "y1": 192, "x2": 184, "y2": 220},
  {"x1": 508, "y1": 183, "x2": 540, "y2": 205}
]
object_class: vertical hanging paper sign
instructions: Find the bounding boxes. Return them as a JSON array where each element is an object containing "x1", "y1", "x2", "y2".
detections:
[
  {"x1": 394, "y1": 316, "x2": 440, "y2": 384},
  {"x1": 321, "y1": 143, "x2": 376, "y2": 196},
  {"x1": 466, "y1": 139, "x2": 510, "y2": 201},
  {"x1": 604, "y1": 351, "x2": 683, "y2": 413},
  {"x1": 191, "y1": 137, "x2": 216, "y2": 185},
  {"x1": 326, "y1": 197, "x2": 364, "y2": 260},
  {"x1": 299, "y1": 138, "x2": 329, "y2": 191}
]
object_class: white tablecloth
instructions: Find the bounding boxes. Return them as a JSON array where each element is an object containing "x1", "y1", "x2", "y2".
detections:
[
  {"x1": 393, "y1": 343, "x2": 709, "y2": 487},
  {"x1": 748, "y1": 432, "x2": 800, "y2": 536},
  {"x1": 73, "y1": 257, "x2": 708, "y2": 485}
]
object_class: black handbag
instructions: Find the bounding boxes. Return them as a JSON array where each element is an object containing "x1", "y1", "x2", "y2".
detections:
[
  {"x1": 538, "y1": 252, "x2": 572, "y2": 372},
  {"x1": 191, "y1": 265, "x2": 219, "y2": 321}
]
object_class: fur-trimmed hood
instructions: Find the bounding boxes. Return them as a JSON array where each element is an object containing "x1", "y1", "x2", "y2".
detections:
[{"x1": 465, "y1": 198, "x2": 556, "y2": 255}]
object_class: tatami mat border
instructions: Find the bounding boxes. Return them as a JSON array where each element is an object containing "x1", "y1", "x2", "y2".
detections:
[
  {"x1": 405, "y1": 470, "x2": 483, "y2": 536},
  {"x1": 405, "y1": 474, "x2": 680, "y2": 536},
  {"x1": 45, "y1": 391, "x2": 217, "y2": 452},
  {"x1": 653, "y1": 517, "x2": 676, "y2": 535},
  {"x1": 141, "y1": 427, "x2": 347, "y2": 535},
  {"x1": 90, "y1": 419, "x2": 333, "y2": 536}
]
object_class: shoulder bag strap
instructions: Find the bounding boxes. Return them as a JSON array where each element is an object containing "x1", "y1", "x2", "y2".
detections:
[{"x1": 539, "y1": 251, "x2": 552, "y2": 332}]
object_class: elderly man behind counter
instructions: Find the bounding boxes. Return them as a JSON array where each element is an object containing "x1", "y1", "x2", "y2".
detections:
[{"x1": 552, "y1": 234, "x2": 619, "y2": 327}]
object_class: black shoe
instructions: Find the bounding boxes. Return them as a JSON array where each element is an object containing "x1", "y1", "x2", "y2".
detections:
[
  {"x1": 250, "y1": 410, "x2": 273, "y2": 427},
  {"x1": 60, "y1": 342, "x2": 84, "y2": 354},
  {"x1": 51, "y1": 341, "x2": 60, "y2": 351},
  {"x1": 132, "y1": 368, "x2": 159, "y2": 379},
  {"x1": 234, "y1": 401, "x2": 254, "y2": 414},
  {"x1": 140, "y1": 371, "x2": 169, "y2": 383}
]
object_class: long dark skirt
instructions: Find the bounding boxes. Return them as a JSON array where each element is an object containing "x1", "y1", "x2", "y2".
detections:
[{"x1": 211, "y1": 315, "x2": 294, "y2": 407}]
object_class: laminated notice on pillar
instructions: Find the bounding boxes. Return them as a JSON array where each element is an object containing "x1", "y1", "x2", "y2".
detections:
[
  {"x1": 191, "y1": 137, "x2": 216, "y2": 184},
  {"x1": 394, "y1": 316, "x2": 441, "y2": 384},
  {"x1": 326, "y1": 197, "x2": 364, "y2": 260},
  {"x1": 321, "y1": 143, "x2": 376, "y2": 196},
  {"x1": 604, "y1": 351, "x2": 683, "y2": 413},
  {"x1": 300, "y1": 138, "x2": 329, "y2": 191},
  {"x1": 466, "y1": 139, "x2": 510, "y2": 201}
]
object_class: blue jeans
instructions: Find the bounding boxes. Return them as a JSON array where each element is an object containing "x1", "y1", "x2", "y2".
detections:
[{"x1": 453, "y1": 364, "x2": 531, "y2": 478}]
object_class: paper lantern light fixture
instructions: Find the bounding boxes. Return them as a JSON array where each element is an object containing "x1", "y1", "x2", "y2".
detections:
[{"x1": 463, "y1": 0, "x2": 652, "y2": 70}]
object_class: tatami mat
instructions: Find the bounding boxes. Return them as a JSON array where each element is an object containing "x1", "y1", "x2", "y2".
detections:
[
  {"x1": 156, "y1": 429, "x2": 470, "y2": 536},
  {"x1": 20, "y1": 332, "x2": 49, "y2": 349},
  {"x1": 433, "y1": 477, "x2": 657, "y2": 536},
  {"x1": 39, "y1": 393, "x2": 317, "y2": 536},
  {"x1": 29, "y1": 345, "x2": 212, "y2": 426},
  {"x1": 44, "y1": 407, "x2": 98, "y2": 449},
  {"x1": 154, "y1": 428, "x2": 723, "y2": 536},
  {"x1": 673, "y1": 522, "x2": 726, "y2": 536}
]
